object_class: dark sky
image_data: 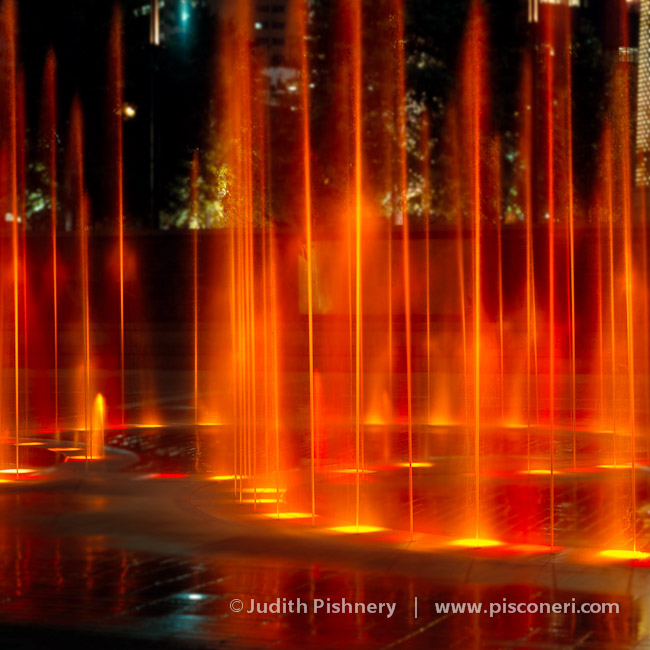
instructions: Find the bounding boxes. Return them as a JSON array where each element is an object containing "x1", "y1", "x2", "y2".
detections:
[{"x1": 12, "y1": 0, "x2": 619, "y2": 228}]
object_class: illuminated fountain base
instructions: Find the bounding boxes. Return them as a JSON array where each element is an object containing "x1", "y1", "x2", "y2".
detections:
[
  {"x1": 0, "y1": 436, "x2": 137, "y2": 478},
  {"x1": 163, "y1": 420, "x2": 648, "y2": 560},
  {"x1": 3, "y1": 419, "x2": 646, "y2": 563}
]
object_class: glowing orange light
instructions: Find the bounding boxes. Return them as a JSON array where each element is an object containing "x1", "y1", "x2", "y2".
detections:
[
  {"x1": 209, "y1": 475, "x2": 237, "y2": 481},
  {"x1": 0, "y1": 468, "x2": 36, "y2": 474},
  {"x1": 47, "y1": 447, "x2": 83, "y2": 452},
  {"x1": 65, "y1": 455, "x2": 105, "y2": 461},
  {"x1": 397, "y1": 462, "x2": 433, "y2": 468},
  {"x1": 148, "y1": 473, "x2": 188, "y2": 479},
  {"x1": 240, "y1": 498, "x2": 280, "y2": 504},
  {"x1": 330, "y1": 525, "x2": 386, "y2": 534},
  {"x1": 449, "y1": 538, "x2": 503, "y2": 549},
  {"x1": 122, "y1": 103, "x2": 136, "y2": 119},
  {"x1": 264, "y1": 512, "x2": 313, "y2": 520},
  {"x1": 597, "y1": 464, "x2": 631, "y2": 469},
  {"x1": 600, "y1": 549, "x2": 650, "y2": 561},
  {"x1": 334, "y1": 468, "x2": 376, "y2": 475},
  {"x1": 242, "y1": 487, "x2": 285, "y2": 494},
  {"x1": 519, "y1": 469, "x2": 552, "y2": 475},
  {"x1": 132, "y1": 423, "x2": 164, "y2": 429},
  {"x1": 16, "y1": 442, "x2": 43, "y2": 447}
]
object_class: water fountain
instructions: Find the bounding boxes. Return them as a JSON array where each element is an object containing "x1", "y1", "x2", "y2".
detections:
[{"x1": 0, "y1": 0, "x2": 648, "y2": 563}]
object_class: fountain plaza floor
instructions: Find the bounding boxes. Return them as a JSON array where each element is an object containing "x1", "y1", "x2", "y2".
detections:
[{"x1": 0, "y1": 420, "x2": 649, "y2": 650}]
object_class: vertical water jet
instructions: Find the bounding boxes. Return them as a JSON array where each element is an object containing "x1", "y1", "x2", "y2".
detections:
[
  {"x1": 291, "y1": 0, "x2": 316, "y2": 522},
  {"x1": 43, "y1": 50, "x2": 59, "y2": 436},
  {"x1": 392, "y1": 0, "x2": 414, "y2": 537},
  {"x1": 421, "y1": 112, "x2": 431, "y2": 423},
  {"x1": 191, "y1": 152, "x2": 199, "y2": 424},
  {"x1": 109, "y1": 6, "x2": 126, "y2": 427},
  {"x1": 460, "y1": 0, "x2": 487, "y2": 541}
]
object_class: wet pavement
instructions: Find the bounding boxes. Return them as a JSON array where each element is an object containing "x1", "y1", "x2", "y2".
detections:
[{"x1": 0, "y1": 425, "x2": 649, "y2": 649}]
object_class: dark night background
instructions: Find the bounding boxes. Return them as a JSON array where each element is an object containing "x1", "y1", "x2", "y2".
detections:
[{"x1": 13, "y1": 0, "x2": 630, "y2": 230}]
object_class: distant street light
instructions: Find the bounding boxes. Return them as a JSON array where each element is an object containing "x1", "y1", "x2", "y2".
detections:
[
  {"x1": 122, "y1": 103, "x2": 137, "y2": 119},
  {"x1": 150, "y1": 0, "x2": 160, "y2": 45},
  {"x1": 181, "y1": 0, "x2": 190, "y2": 24}
]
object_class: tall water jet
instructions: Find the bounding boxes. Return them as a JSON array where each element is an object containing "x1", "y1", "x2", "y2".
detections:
[
  {"x1": 460, "y1": 0, "x2": 487, "y2": 541},
  {"x1": 1, "y1": 0, "x2": 21, "y2": 473},
  {"x1": 69, "y1": 98, "x2": 92, "y2": 439},
  {"x1": 269, "y1": 223, "x2": 282, "y2": 517},
  {"x1": 421, "y1": 112, "x2": 431, "y2": 422},
  {"x1": 613, "y1": 1, "x2": 637, "y2": 552},
  {"x1": 219, "y1": 0, "x2": 266, "y2": 499},
  {"x1": 564, "y1": 5, "x2": 577, "y2": 467},
  {"x1": 391, "y1": 0, "x2": 414, "y2": 537},
  {"x1": 352, "y1": 0, "x2": 363, "y2": 531},
  {"x1": 43, "y1": 50, "x2": 59, "y2": 435},
  {"x1": 518, "y1": 51, "x2": 536, "y2": 463},
  {"x1": 489, "y1": 136, "x2": 505, "y2": 420},
  {"x1": 448, "y1": 104, "x2": 471, "y2": 431},
  {"x1": 604, "y1": 124, "x2": 618, "y2": 461},
  {"x1": 338, "y1": 0, "x2": 365, "y2": 531},
  {"x1": 253, "y1": 70, "x2": 270, "y2": 474},
  {"x1": 290, "y1": 0, "x2": 316, "y2": 521},
  {"x1": 17, "y1": 71, "x2": 27, "y2": 437},
  {"x1": 595, "y1": 181, "x2": 605, "y2": 427},
  {"x1": 109, "y1": 5, "x2": 125, "y2": 425},
  {"x1": 222, "y1": 9, "x2": 240, "y2": 491},
  {"x1": 191, "y1": 152, "x2": 199, "y2": 424},
  {"x1": 542, "y1": 1, "x2": 557, "y2": 549}
]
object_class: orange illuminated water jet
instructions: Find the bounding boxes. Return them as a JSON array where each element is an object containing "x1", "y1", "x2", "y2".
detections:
[
  {"x1": 2, "y1": 0, "x2": 21, "y2": 477},
  {"x1": 88, "y1": 394, "x2": 105, "y2": 460},
  {"x1": 110, "y1": 7, "x2": 126, "y2": 426},
  {"x1": 461, "y1": 0, "x2": 487, "y2": 544},
  {"x1": 291, "y1": 0, "x2": 317, "y2": 524},
  {"x1": 392, "y1": 0, "x2": 414, "y2": 539},
  {"x1": 191, "y1": 152, "x2": 199, "y2": 425},
  {"x1": 421, "y1": 112, "x2": 431, "y2": 423},
  {"x1": 543, "y1": 1, "x2": 557, "y2": 551},
  {"x1": 564, "y1": 7, "x2": 577, "y2": 468},
  {"x1": 68, "y1": 98, "x2": 93, "y2": 448},
  {"x1": 43, "y1": 50, "x2": 59, "y2": 436}
]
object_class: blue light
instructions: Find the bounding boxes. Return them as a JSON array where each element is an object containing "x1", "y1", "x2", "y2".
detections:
[
  {"x1": 185, "y1": 593, "x2": 204, "y2": 600},
  {"x1": 181, "y1": 0, "x2": 190, "y2": 23}
]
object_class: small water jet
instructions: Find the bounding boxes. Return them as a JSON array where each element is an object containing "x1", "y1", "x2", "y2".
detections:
[{"x1": 88, "y1": 394, "x2": 105, "y2": 461}]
